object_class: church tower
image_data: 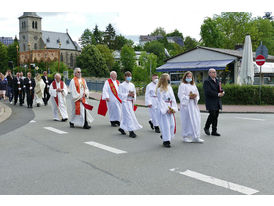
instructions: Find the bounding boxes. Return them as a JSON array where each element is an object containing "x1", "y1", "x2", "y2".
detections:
[{"x1": 18, "y1": 12, "x2": 43, "y2": 52}]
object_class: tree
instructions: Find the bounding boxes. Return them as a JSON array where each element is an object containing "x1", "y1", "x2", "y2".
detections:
[
  {"x1": 0, "y1": 42, "x2": 8, "y2": 73},
  {"x1": 132, "y1": 65, "x2": 148, "y2": 83},
  {"x1": 79, "y1": 29, "x2": 94, "y2": 47},
  {"x1": 144, "y1": 41, "x2": 166, "y2": 66},
  {"x1": 183, "y1": 36, "x2": 199, "y2": 51},
  {"x1": 200, "y1": 17, "x2": 225, "y2": 48},
  {"x1": 113, "y1": 35, "x2": 133, "y2": 51},
  {"x1": 166, "y1": 29, "x2": 184, "y2": 40},
  {"x1": 112, "y1": 61, "x2": 123, "y2": 80},
  {"x1": 104, "y1": 24, "x2": 116, "y2": 49},
  {"x1": 150, "y1": 27, "x2": 166, "y2": 36},
  {"x1": 76, "y1": 44, "x2": 109, "y2": 77},
  {"x1": 96, "y1": 44, "x2": 114, "y2": 70},
  {"x1": 138, "y1": 52, "x2": 157, "y2": 82},
  {"x1": 120, "y1": 45, "x2": 136, "y2": 73},
  {"x1": 7, "y1": 40, "x2": 19, "y2": 70},
  {"x1": 93, "y1": 25, "x2": 103, "y2": 44},
  {"x1": 200, "y1": 12, "x2": 259, "y2": 49}
]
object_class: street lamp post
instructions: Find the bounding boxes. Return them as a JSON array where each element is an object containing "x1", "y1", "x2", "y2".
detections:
[
  {"x1": 28, "y1": 42, "x2": 31, "y2": 72},
  {"x1": 58, "y1": 42, "x2": 61, "y2": 73},
  {"x1": 16, "y1": 45, "x2": 19, "y2": 72}
]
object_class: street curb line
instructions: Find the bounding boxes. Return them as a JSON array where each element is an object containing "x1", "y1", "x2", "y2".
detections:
[{"x1": 0, "y1": 102, "x2": 12, "y2": 124}]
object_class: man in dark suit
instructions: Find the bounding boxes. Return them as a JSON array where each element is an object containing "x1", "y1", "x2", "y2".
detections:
[
  {"x1": 42, "y1": 71, "x2": 51, "y2": 106},
  {"x1": 24, "y1": 72, "x2": 36, "y2": 108},
  {"x1": 203, "y1": 68, "x2": 224, "y2": 136},
  {"x1": 13, "y1": 72, "x2": 24, "y2": 106}
]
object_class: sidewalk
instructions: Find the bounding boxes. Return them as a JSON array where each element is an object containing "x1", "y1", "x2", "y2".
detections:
[{"x1": 89, "y1": 91, "x2": 274, "y2": 114}]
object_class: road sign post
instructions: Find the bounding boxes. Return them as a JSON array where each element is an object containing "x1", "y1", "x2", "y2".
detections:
[{"x1": 256, "y1": 55, "x2": 266, "y2": 105}]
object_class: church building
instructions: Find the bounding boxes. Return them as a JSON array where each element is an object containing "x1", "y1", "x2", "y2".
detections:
[{"x1": 18, "y1": 12, "x2": 81, "y2": 68}]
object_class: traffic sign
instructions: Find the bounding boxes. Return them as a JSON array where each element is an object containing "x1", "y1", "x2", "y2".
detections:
[
  {"x1": 256, "y1": 55, "x2": 265, "y2": 66},
  {"x1": 256, "y1": 44, "x2": 268, "y2": 59}
]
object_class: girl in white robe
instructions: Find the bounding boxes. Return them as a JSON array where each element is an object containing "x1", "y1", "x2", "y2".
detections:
[
  {"x1": 49, "y1": 74, "x2": 69, "y2": 121},
  {"x1": 156, "y1": 73, "x2": 178, "y2": 148},
  {"x1": 34, "y1": 74, "x2": 45, "y2": 107},
  {"x1": 69, "y1": 68, "x2": 94, "y2": 129},
  {"x1": 178, "y1": 71, "x2": 203, "y2": 143},
  {"x1": 118, "y1": 71, "x2": 142, "y2": 138}
]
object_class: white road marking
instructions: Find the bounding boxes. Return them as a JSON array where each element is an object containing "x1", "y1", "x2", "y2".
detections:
[
  {"x1": 235, "y1": 117, "x2": 265, "y2": 121},
  {"x1": 169, "y1": 168, "x2": 259, "y2": 195},
  {"x1": 44, "y1": 127, "x2": 68, "y2": 134},
  {"x1": 85, "y1": 141, "x2": 127, "y2": 154},
  {"x1": 29, "y1": 120, "x2": 36, "y2": 123}
]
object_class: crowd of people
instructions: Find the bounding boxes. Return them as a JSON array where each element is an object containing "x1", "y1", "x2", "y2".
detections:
[{"x1": 0, "y1": 67, "x2": 224, "y2": 148}]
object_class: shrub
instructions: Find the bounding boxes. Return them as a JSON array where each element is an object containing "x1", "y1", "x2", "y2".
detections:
[{"x1": 172, "y1": 84, "x2": 274, "y2": 105}]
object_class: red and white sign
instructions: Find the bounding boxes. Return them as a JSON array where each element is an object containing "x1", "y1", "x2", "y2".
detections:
[{"x1": 256, "y1": 55, "x2": 265, "y2": 66}]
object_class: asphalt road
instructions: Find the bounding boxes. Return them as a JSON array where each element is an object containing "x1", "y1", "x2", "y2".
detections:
[{"x1": 0, "y1": 98, "x2": 274, "y2": 195}]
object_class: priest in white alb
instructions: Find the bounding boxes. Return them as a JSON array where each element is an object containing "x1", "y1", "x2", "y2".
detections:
[
  {"x1": 49, "y1": 73, "x2": 68, "y2": 121},
  {"x1": 69, "y1": 68, "x2": 94, "y2": 129},
  {"x1": 99, "y1": 71, "x2": 122, "y2": 127},
  {"x1": 145, "y1": 74, "x2": 160, "y2": 133}
]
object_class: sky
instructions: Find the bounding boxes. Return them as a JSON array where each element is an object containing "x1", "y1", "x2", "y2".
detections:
[{"x1": 0, "y1": 0, "x2": 273, "y2": 45}]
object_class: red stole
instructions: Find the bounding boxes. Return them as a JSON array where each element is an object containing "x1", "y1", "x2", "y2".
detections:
[
  {"x1": 74, "y1": 77, "x2": 86, "y2": 115},
  {"x1": 52, "y1": 80, "x2": 64, "y2": 106},
  {"x1": 98, "y1": 79, "x2": 121, "y2": 116}
]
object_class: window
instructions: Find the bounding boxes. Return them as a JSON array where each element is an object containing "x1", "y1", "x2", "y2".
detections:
[
  {"x1": 32, "y1": 21, "x2": 34, "y2": 29},
  {"x1": 23, "y1": 44, "x2": 26, "y2": 51},
  {"x1": 47, "y1": 38, "x2": 50, "y2": 43},
  {"x1": 66, "y1": 40, "x2": 69, "y2": 44},
  {"x1": 35, "y1": 21, "x2": 37, "y2": 29},
  {"x1": 57, "y1": 39, "x2": 60, "y2": 43},
  {"x1": 22, "y1": 35, "x2": 25, "y2": 40},
  {"x1": 60, "y1": 53, "x2": 63, "y2": 62},
  {"x1": 70, "y1": 54, "x2": 73, "y2": 67},
  {"x1": 34, "y1": 43, "x2": 37, "y2": 50}
]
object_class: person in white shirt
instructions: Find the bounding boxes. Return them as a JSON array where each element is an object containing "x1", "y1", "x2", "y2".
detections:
[
  {"x1": 118, "y1": 71, "x2": 142, "y2": 138},
  {"x1": 49, "y1": 73, "x2": 69, "y2": 121},
  {"x1": 101, "y1": 71, "x2": 122, "y2": 127},
  {"x1": 69, "y1": 68, "x2": 93, "y2": 129},
  {"x1": 178, "y1": 71, "x2": 204, "y2": 143},
  {"x1": 156, "y1": 73, "x2": 178, "y2": 148},
  {"x1": 145, "y1": 74, "x2": 160, "y2": 133},
  {"x1": 34, "y1": 73, "x2": 45, "y2": 107}
]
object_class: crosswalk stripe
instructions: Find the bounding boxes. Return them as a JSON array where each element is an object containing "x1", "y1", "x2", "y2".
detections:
[
  {"x1": 170, "y1": 168, "x2": 259, "y2": 195},
  {"x1": 44, "y1": 127, "x2": 68, "y2": 134},
  {"x1": 85, "y1": 141, "x2": 127, "y2": 154}
]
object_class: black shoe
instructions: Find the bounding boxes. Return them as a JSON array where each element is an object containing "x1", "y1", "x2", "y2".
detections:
[
  {"x1": 37, "y1": 103, "x2": 40, "y2": 107},
  {"x1": 211, "y1": 132, "x2": 221, "y2": 136},
  {"x1": 129, "y1": 131, "x2": 136, "y2": 138},
  {"x1": 160, "y1": 135, "x2": 162, "y2": 139},
  {"x1": 83, "y1": 124, "x2": 91, "y2": 129},
  {"x1": 115, "y1": 121, "x2": 120, "y2": 126},
  {"x1": 163, "y1": 141, "x2": 171, "y2": 148},
  {"x1": 155, "y1": 126, "x2": 160, "y2": 133},
  {"x1": 118, "y1": 128, "x2": 126, "y2": 135},
  {"x1": 20, "y1": 103, "x2": 23, "y2": 106},
  {"x1": 62, "y1": 118, "x2": 68, "y2": 122},
  {"x1": 111, "y1": 121, "x2": 117, "y2": 127},
  {"x1": 204, "y1": 128, "x2": 210, "y2": 135},
  {"x1": 149, "y1": 120, "x2": 154, "y2": 130},
  {"x1": 69, "y1": 122, "x2": 75, "y2": 128}
]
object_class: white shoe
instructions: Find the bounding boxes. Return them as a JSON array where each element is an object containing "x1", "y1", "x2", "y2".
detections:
[
  {"x1": 193, "y1": 138, "x2": 204, "y2": 143},
  {"x1": 183, "y1": 137, "x2": 193, "y2": 143},
  {"x1": 10, "y1": 102, "x2": 13, "y2": 104}
]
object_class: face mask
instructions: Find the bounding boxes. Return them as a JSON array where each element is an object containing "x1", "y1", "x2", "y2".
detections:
[
  {"x1": 153, "y1": 79, "x2": 158, "y2": 84},
  {"x1": 186, "y1": 78, "x2": 192, "y2": 82},
  {"x1": 126, "y1": 77, "x2": 132, "y2": 82},
  {"x1": 167, "y1": 80, "x2": 171, "y2": 84}
]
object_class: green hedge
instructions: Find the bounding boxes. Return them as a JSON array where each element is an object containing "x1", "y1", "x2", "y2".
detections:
[{"x1": 172, "y1": 84, "x2": 274, "y2": 105}]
